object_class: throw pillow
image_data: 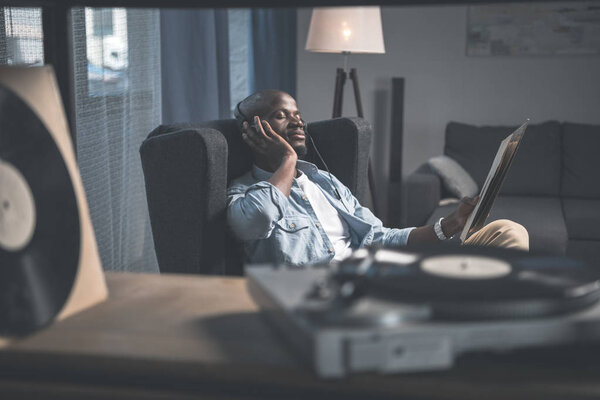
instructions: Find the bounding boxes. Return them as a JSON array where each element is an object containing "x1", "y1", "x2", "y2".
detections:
[{"x1": 428, "y1": 155, "x2": 478, "y2": 199}]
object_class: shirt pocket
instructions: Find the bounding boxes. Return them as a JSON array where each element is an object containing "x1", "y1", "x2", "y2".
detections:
[
  {"x1": 274, "y1": 214, "x2": 311, "y2": 233},
  {"x1": 272, "y1": 214, "x2": 318, "y2": 265}
]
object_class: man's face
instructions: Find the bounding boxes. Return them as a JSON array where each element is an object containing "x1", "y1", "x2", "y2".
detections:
[{"x1": 260, "y1": 93, "x2": 307, "y2": 158}]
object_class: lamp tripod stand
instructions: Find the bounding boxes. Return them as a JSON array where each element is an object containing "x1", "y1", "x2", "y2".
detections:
[
  {"x1": 332, "y1": 53, "x2": 363, "y2": 119},
  {"x1": 332, "y1": 67, "x2": 363, "y2": 119},
  {"x1": 331, "y1": 53, "x2": 378, "y2": 216}
]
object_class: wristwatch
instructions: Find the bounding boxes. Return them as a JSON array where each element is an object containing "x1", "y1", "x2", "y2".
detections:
[{"x1": 434, "y1": 217, "x2": 448, "y2": 241}]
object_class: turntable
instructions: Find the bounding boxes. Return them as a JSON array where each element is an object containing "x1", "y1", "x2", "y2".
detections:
[{"x1": 246, "y1": 246, "x2": 600, "y2": 377}]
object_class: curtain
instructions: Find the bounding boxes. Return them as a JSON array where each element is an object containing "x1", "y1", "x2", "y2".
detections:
[
  {"x1": 72, "y1": 8, "x2": 161, "y2": 272},
  {"x1": 161, "y1": 8, "x2": 297, "y2": 121},
  {"x1": 250, "y1": 9, "x2": 297, "y2": 97},
  {"x1": 160, "y1": 9, "x2": 230, "y2": 123},
  {"x1": 228, "y1": 9, "x2": 251, "y2": 110}
]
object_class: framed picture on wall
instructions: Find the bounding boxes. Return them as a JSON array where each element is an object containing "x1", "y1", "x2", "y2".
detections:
[{"x1": 467, "y1": 2, "x2": 600, "y2": 56}]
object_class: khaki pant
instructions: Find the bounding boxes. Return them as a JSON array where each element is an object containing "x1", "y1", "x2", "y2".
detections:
[{"x1": 464, "y1": 219, "x2": 529, "y2": 251}]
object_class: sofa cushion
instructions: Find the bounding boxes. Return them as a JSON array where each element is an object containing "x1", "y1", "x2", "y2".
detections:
[
  {"x1": 561, "y1": 122, "x2": 600, "y2": 198},
  {"x1": 428, "y1": 155, "x2": 478, "y2": 198},
  {"x1": 426, "y1": 196, "x2": 567, "y2": 255},
  {"x1": 562, "y1": 199, "x2": 600, "y2": 240},
  {"x1": 445, "y1": 121, "x2": 561, "y2": 196},
  {"x1": 567, "y1": 240, "x2": 600, "y2": 270}
]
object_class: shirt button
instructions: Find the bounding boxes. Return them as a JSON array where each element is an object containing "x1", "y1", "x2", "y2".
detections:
[
  {"x1": 316, "y1": 222, "x2": 321, "y2": 228},
  {"x1": 289, "y1": 223, "x2": 296, "y2": 229},
  {"x1": 302, "y1": 195, "x2": 307, "y2": 201},
  {"x1": 328, "y1": 247, "x2": 334, "y2": 253}
]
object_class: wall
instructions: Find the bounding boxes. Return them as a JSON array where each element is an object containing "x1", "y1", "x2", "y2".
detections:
[{"x1": 296, "y1": 5, "x2": 600, "y2": 220}]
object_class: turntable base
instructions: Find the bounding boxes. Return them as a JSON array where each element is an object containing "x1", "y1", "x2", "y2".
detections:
[{"x1": 1, "y1": 272, "x2": 600, "y2": 400}]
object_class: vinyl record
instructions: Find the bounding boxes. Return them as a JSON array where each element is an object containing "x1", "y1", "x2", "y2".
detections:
[
  {"x1": 0, "y1": 85, "x2": 80, "y2": 336},
  {"x1": 335, "y1": 246, "x2": 600, "y2": 321}
]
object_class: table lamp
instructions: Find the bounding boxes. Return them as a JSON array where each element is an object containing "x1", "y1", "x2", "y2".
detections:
[{"x1": 305, "y1": 6, "x2": 385, "y2": 118}]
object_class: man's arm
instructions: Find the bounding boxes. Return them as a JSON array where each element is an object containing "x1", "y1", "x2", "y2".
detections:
[
  {"x1": 407, "y1": 196, "x2": 479, "y2": 245},
  {"x1": 227, "y1": 182, "x2": 287, "y2": 241},
  {"x1": 227, "y1": 118, "x2": 298, "y2": 241}
]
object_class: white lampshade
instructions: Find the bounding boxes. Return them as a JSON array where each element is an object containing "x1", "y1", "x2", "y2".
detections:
[{"x1": 305, "y1": 7, "x2": 385, "y2": 54}]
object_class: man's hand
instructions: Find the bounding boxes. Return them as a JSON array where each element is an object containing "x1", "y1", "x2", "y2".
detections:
[
  {"x1": 242, "y1": 116, "x2": 297, "y2": 171},
  {"x1": 441, "y1": 195, "x2": 480, "y2": 238}
]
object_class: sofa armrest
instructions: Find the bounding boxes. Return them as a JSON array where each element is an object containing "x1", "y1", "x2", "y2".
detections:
[
  {"x1": 404, "y1": 164, "x2": 442, "y2": 227},
  {"x1": 306, "y1": 117, "x2": 371, "y2": 206},
  {"x1": 140, "y1": 127, "x2": 227, "y2": 275}
]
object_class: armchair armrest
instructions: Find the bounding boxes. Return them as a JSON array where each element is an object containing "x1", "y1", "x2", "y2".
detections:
[{"x1": 404, "y1": 164, "x2": 442, "y2": 227}]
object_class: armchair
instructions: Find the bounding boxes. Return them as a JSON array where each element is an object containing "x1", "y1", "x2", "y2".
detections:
[{"x1": 140, "y1": 117, "x2": 372, "y2": 275}]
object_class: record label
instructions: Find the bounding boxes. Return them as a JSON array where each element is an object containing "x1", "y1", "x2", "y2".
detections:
[
  {"x1": 421, "y1": 255, "x2": 512, "y2": 279},
  {"x1": 0, "y1": 160, "x2": 36, "y2": 251}
]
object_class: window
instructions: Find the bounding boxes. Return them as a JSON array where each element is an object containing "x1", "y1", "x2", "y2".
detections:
[
  {"x1": 85, "y1": 8, "x2": 128, "y2": 96},
  {"x1": 0, "y1": 7, "x2": 43, "y2": 66},
  {"x1": 92, "y1": 8, "x2": 113, "y2": 36}
]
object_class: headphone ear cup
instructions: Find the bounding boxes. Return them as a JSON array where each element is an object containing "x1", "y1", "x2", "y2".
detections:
[{"x1": 233, "y1": 102, "x2": 246, "y2": 128}]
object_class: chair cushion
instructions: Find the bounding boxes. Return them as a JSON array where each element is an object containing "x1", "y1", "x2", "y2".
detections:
[
  {"x1": 426, "y1": 196, "x2": 567, "y2": 255},
  {"x1": 444, "y1": 121, "x2": 561, "y2": 196},
  {"x1": 562, "y1": 199, "x2": 600, "y2": 240},
  {"x1": 561, "y1": 122, "x2": 600, "y2": 198}
]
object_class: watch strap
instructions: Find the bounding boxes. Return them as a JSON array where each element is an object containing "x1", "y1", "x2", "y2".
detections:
[{"x1": 434, "y1": 217, "x2": 448, "y2": 241}]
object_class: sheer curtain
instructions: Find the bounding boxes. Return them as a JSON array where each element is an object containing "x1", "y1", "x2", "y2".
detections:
[{"x1": 72, "y1": 8, "x2": 160, "y2": 272}]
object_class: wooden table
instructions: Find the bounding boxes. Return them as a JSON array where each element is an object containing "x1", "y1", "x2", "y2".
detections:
[{"x1": 1, "y1": 272, "x2": 600, "y2": 399}]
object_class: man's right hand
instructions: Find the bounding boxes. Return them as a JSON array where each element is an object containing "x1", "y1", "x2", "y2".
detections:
[{"x1": 242, "y1": 116, "x2": 297, "y2": 171}]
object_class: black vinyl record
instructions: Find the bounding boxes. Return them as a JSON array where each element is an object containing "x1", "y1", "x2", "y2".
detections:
[
  {"x1": 336, "y1": 246, "x2": 600, "y2": 321},
  {"x1": 0, "y1": 85, "x2": 80, "y2": 336}
]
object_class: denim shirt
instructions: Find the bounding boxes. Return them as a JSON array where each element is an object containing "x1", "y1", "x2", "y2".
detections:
[{"x1": 227, "y1": 160, "x2": 415, "y2": 266}]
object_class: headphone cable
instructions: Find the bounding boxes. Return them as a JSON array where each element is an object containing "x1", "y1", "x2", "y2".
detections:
[{"x1": 305, "y1": 124, "x2": 342, "y2": 201}]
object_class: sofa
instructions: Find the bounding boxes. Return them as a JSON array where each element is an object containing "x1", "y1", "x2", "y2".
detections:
[
  {"x1": 402, "y1": 121, "x2": 600, "y2": 268},
  {"x1": 140, "y1": 117, "x2": 372, "y2": 275}
]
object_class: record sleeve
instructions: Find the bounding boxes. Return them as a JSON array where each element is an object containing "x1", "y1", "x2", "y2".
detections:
[
  {"x1": 460, "y1": 120, "x2": 529, "y2": 242},
  {"x1": 0, "y1": 66, "x2": 107, "y2": 343}
]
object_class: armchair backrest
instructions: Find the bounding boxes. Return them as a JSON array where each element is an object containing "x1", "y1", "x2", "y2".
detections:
[{"x1": 140, "y1": 117, "x2": 372, "y2": 275}]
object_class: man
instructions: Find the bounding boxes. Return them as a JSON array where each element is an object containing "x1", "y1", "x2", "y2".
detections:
[{"x1": 227, "y1": 90, "x2": 528, "y2": 266}]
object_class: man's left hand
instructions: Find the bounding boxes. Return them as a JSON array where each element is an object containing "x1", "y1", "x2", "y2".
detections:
[{"x1": 441, "y1": 195, "x2": 480, "y2": 238}]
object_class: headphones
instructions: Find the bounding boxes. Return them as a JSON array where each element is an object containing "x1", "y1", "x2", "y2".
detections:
[
  {"x1": 233, "y1": 101, "x2": 251, "y2": 129},
  {"x1": 235, "y1": 100, "x2": 342, "y2": 201}
]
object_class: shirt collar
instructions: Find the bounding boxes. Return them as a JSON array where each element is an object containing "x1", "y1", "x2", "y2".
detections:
[{"x1": 252, "y1": 160, "x2": 319, "y2": 181}]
